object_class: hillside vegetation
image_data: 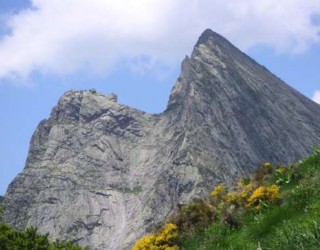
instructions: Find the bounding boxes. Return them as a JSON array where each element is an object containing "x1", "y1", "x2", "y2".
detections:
[
  {"x1": 134, "y1": 148, "x2": 320, "y2": 250},
  {"x1": 0, "y1": 211, "x2": 89, "y2": 250},
  {"x1": 1, "y1": 148, "x2": 319, "y2": 250}
]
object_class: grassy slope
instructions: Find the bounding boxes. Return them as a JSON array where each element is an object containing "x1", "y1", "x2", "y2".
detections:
[{"x1": 181, "y1": 149, "x2": 320, "y2": 250}]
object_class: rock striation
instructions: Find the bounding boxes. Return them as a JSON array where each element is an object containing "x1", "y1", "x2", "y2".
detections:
[{"x1": 3, "y1": 29, "x2": 320, "y2": 249}]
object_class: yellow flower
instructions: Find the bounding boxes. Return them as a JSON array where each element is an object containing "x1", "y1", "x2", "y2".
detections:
[
  {"x1": 224, "y1": 191, "x2": 238, "y2": 204},
  {"x1": 239, "y1": 183, "x2": 254, "y2": 200},
  {"x1": 133, "y1": 234, "x2": 156, "y2": 250},
  {"x1": 263, "y1": 162, "x2": 271, "y2": 168},
  {"x1": 246, "y1": 184, "x2": 280, "y2": 211},
  {"x1": 240, "y1": 190, "x2": 248, "y2": 199},
  {"x1": 247, "y1": 186, "x2": 266, "y2": 205},
  {"x1": 276, "y1": 166, "x2": 286, "y2": 175},
  {"x1": 267, "y1": 185, "x2": 280, "y2": 200},
  {"x1": 162, "y1": 223, "x2": 177, "y2": 235},
  {"x1": 156, "y1": 223, "x2": 178, "y2": 244},
  {"x1": 211, "y1": 184, "x2": 226, "y2": 198}
]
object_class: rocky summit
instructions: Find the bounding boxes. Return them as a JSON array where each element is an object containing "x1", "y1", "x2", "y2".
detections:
[{"x1": 3, "y1": 29, "x2": 320, "y2": 249}]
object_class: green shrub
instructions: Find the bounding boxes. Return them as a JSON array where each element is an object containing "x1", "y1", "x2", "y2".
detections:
[
  {"x1": 0, "y1": 223, "x2": 89, "y2": 250},
  {"x1": 172, "y1": 199, "x2": 216, "y2": 235}
]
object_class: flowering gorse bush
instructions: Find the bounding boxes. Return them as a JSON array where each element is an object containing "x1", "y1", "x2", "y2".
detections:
[
  {"x1": 134, "y1": 161, "x2": 290, "y2": 249},
  {"x1": 133, "y1": 223, "x2": 179, "y2": 250},
  {"x1": 133, "y1": 234, "x2": 156, "y2": 250},
  {"x1": 224, "y1": 191, "x2": 238, "y2": 205},
  {"x1": 155, "y1": 223, "x2": 179, "y2": 246},
  {"x1": 246, "y1": 184, "x2": 280, "y2": 211},
  {"x1": 211, "y1": 184, "x2": 226, "y2": 198},
  {"x1": 239, "y1": 182, "x2": 254, "y2": 201},
  {"x1": 207, "y1": 163, "x2": 282, "y2": 227}
]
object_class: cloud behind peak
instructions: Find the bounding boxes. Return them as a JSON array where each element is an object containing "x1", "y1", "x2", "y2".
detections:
[{"x1": 0, "y1": 0, "x2": 320, "y2": 81}]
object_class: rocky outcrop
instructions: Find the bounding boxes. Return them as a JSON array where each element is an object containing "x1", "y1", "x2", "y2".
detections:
[{"x1": 3, "y1": 29, "x2": 320, "y2": 249}]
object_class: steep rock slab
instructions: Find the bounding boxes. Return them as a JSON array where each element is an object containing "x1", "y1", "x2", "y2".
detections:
[
  {"x1": 165, "y1": 29, "x2": 320, "y2": 183},
  {"x1": 3, "y1": 29, "x2": 320, "y2": 249}
]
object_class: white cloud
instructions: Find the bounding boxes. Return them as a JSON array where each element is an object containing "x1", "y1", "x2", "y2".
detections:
[
  {"x1": 0, "y1": 0, "x2": 320, "y2": 80},
  {"x1": 312, "y1": 90, "x2": 320, "y2": 104}
]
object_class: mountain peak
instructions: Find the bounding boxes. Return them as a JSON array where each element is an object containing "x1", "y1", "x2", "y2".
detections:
[
  {"x1": 195, "y1": 28, "x2": 224, "y2": 46},
  {"x1": 167, "y1": 29, "x2": 246, "y2": 112},
  {"x1": 194, "y1": 29, "x2": 237, "y2": 53},
  {"x1": 3, "y1": 29, "x2": 320, "y2": 250}
]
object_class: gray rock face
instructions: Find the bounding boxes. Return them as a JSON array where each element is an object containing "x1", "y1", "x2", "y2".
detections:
[
  {"x1": 0, "y1": 195, "x2": 4, "y2": 208},
  {"x1": 3, "y1": 29, "x2": 320, "y2": 249}
]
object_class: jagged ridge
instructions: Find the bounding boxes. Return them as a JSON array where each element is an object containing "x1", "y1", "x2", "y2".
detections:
[{"x1": 3, "y1": 29, "x2": 320, "y2": 250}]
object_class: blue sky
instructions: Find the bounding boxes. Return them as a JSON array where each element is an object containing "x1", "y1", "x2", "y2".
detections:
[{"x1": 0, "y1": 0, "x2": 320, "y2": 195}]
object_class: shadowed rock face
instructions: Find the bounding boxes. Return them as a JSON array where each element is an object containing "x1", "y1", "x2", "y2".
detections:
[{"x1": 3, "y1": 29, "x2": 320, "y2": 249}]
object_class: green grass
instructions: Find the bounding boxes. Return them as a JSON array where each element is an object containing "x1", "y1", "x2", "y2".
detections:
[{"x1": 180, "y1": 148, "x2": 320, "y2": 250}]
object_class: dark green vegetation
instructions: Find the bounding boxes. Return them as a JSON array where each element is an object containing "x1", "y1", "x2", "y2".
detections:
[
  {"x1": 0, "y1": 210, "x2": 89, "y2": 250},
  {"x1": 179, "y1": 148, "x2": 320, "y2": 250}
]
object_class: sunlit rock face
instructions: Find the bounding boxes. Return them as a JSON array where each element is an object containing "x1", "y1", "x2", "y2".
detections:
[{"x1": 3, "y1": 29, "x2": 320, "y2": 249}]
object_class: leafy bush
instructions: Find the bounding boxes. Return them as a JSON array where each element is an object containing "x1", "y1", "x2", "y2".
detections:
[
  {"x1": 172, "y1": 199, "x2": 216, "y2": 234},
  {"x1": 0, "y1": 223, "x2": 88, "y2": 250},
  {"x1": 253, "y1": 162, "x2": 274, "y2": 183}
]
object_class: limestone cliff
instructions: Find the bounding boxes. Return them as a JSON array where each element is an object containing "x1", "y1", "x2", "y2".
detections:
[{"x1": 3, "y1": 29, "x2": 320, "y2": 249}]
